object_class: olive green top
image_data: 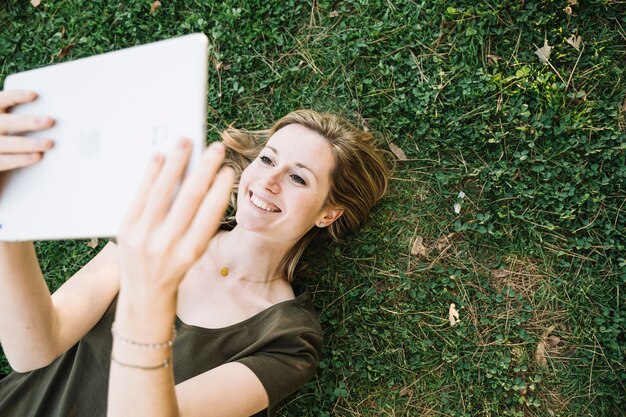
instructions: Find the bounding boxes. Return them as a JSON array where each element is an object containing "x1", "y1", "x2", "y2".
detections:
[{"x1": 0, "y1": 284, "x2": 323, "y2": 417}]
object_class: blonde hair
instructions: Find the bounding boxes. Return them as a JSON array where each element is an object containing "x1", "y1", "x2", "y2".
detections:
[{"x1": 220, "y1": 110, "x2": 391, "y2": 281}]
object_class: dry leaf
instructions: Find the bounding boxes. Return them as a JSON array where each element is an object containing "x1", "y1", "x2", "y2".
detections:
[
  {"x1": 30, "y1": 0, "x2": 41, "y2": 7},
  {"x1": 566, "y1": 34, "x2": 582, "y2": 51},
  {"x1": 389, "y1": 142, "x2": 407, "y2": 161},
  {"x1": 329, "y1": 10, "x2": 339, "y2": 17},
  {"x1": 563, "y1": 6, "x2": 572, "y2": 15},
  {"x1": 150, "y1": 0, "x2": 161, "y2": 13},
  {"x1": 448, "y1": 303, "x2": 460, "y2": 326},
  {"x1": 491, "y1": 269, "x2": 511, "y2": 279},
  {"x1": 86, "y1": 238, "x2": 99, "y2": 249},
  {"x1": 546, "y1": 335, "x2": 561, "y2": 348},
  {"x1": 411, "y1": 236, "x2": 427, "y2": 257},
  {"x1": 535, "y1": 325, "x2": 555, "y2": 367},
  {"x1": 534, "y1": 39, "x2": 553, "y2": 64},
  {"x1": 57, "y1": 44, "x2": 74, "y2": 59},
  {"x1": 568, "y1": 0, "x2": 578, "y2": 4},
  {"x1": 487, "y1": 54, "x2": 502, "y2": 66},
  {"x1": 437, "y1": 232, "x2": 457, "y2": 252},
  {"x1": 535, "y1": 340, "x2": 548, "y2": 367}
]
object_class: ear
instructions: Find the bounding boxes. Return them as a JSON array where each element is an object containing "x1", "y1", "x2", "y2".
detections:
[{"x1": 315, "y1": 207, "x2": 344, "y2": 228}]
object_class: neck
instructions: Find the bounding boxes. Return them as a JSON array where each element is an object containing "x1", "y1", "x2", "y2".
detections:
[{"x1": 212, "y1": 226, "x2": 297, "y2": 284}]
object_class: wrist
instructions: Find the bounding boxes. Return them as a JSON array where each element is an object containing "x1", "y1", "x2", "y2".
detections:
[{"x1": 114, "y1": 289, "x2": 178, "y2": 342}]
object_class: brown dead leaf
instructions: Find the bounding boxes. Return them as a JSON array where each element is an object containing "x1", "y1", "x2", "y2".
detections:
[
  {"x1": 57, "y1": 44, "x2": 74, "y2": 59},
  {"x1": 487, "y1": 54, "x2": 502, "y2": 66},
  {"x1": 566, "y1": 34, "x2": 582, "y2": 51},
  {"x1": 30, "y1": 0, "x2": 41, "y2": 7},
  {"x1": 491, "y1": 269, "x2": 511, "y2": 279},
  {"x1": 86, "y1": 238, "x2": 99, "y2": 249},
  {"x1": 535, "y1": 340, "x2": 548, "y2": 367},
  {"x1": 568, "y1": 0, "x2": 578, "y2": 4},
  {"x1": 411, "y1": 236, "x2": 427, "y2": 257},
  {"x1": 534, "y1": 39, "x2": 553, "y2": 64},
  {"x1": 329, "y1": 10, "x2": 339, "y2": 17},
  {"x1": 399, "y1": 386, "x2": 414, "y2": 397},
  {"x1": 150, "y1": 1, "x2": 161, "y2": 13},
  {"x1": 436, "y1": 232, "x2": 457, "y2": 252},
  {"x1": 546, "y1": 335, "x2": 561, "y2": 348},
  {"x1": 448, "y1": 303, "x2": 460, "y2": 326},
  {"x1": 389, "y1": 142, "x2": 407, "y2": 161},
  {"x1": 535, "y1": 325, "x2": 555, "y2": 367}
]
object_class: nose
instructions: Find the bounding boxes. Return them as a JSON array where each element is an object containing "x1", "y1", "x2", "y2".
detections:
[{"x1": 262, "y1": 168, "x2": 281, "y2": 194}]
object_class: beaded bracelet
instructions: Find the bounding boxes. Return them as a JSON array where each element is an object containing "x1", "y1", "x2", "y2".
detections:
[
  {"x1": 111, "y1": 354, "x2": 171, "y2": 370},
  {"x1": 111, "y1": 322, "x2": 177, "y2": 350}
]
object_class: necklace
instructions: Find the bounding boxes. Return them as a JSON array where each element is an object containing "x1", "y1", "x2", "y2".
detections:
[
  {"x1": 216, "y1": 232, "x2": 230, "y2": 277},
  {"x1": 215, "y1": 232, "x2": 283, "y2": 284}
]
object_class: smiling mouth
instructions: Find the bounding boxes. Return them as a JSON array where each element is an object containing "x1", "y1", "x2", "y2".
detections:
[{"x1": 249, "y1": 191, "x2": 281, "y2": 213}]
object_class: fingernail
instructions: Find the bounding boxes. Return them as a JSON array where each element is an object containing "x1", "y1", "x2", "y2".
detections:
[
  {"x1": 179, "y1": 138, "x2": 191, "y2": 149},
  {"x1": 39, "y1": 139, "x2": 53, "y2": 149},
  {"x1": 208, "y1": 141, "x2": 224, "y2": 155},
  {"x1": 37, "y1": 117, "x2": 52, "y2": 127},
  {"x1": 21, "y1": 90, "x2": 36, "y2": 100}
]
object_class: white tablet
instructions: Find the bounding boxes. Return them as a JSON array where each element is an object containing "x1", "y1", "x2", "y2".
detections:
[{"x1": 0, "y1": 33, "x2": 208, "y2": 241}]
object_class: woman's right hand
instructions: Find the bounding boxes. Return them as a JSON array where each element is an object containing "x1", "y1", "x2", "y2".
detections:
[{"x1": 0, "y1": 90, "x2": 55, "y2": 172}]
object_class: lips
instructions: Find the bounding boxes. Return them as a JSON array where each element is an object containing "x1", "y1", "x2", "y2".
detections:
[{"x1": 249, "y1": 191, "x2": 281, "y2": 213}]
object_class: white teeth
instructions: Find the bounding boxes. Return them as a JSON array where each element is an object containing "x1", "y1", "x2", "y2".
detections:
[{"x1": 250, "y1": 194, "x2": 279, "y2": 212}]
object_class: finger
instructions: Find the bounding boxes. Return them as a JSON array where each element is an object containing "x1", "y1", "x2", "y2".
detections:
[
  {"x1": 0, "y1": 153, "x2": 42, "y2": 171},
  {"x1": 180, "y1": 167, "x2": 235, "y2": 254},
  {"x1": 119, "y1": 152, "x2": 165, "y2": 231},
  {"x1": 0, "y1": 136, "x2": 54, "y2": 153},
  {"x1": 162, "y1": 142, "x2": 226, "y2": 238},
  {"x1": 0, "y1": 114, "x2": 54, "y2": 134},
  {"x1": 141, "y1": 138, "x2": 194, "y2": 226},
  {"x1": 0, "y1": 90, "x2": 37, "y2": 112}
]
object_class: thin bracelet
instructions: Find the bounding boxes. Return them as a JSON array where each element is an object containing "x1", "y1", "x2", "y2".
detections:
[
  {"x1": 110, "y1": 354, "x2": 171, "y2": 370},
  {"x1": 111, "y1": 322, "x2": 177, "y2": 350}
]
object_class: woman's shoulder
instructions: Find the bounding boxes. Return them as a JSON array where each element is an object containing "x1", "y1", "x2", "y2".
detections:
[{"x1": 261, "y1": 282, "x2": 323, "y2": 339}]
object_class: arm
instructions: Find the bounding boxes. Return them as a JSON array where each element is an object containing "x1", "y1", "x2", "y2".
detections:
[
  {"x1": 107, "y1": 139, "x2": 235, "y2": 416},
  {"x1": 0, "y1": 241, "x2": 121, "y2": 372}
]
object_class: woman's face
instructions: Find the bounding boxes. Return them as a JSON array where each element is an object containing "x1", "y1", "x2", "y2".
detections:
[{"x1": 236, "y1": 123, "x2": 340, "y2": 242}]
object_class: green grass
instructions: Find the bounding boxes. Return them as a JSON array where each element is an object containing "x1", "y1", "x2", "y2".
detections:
[{"x1": 1, "y1": 1, "x2": 624, "y2": 416}]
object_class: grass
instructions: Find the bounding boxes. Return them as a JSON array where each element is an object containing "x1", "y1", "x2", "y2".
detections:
[{"x1": 1, "y1": 1, "x2": 624, "y2": 416}]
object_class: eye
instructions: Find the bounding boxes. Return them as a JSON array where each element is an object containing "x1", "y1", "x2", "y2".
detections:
[
  {"x1": 290, "y1": 174, "x2": 306, "y2": 185},
  {"x1": 259, "y1": 155, "x2": 273, "y2": 165}
]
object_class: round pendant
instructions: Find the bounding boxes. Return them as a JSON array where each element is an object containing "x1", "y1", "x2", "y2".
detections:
[{"x1": 219, "y1": 266, "x2": 229, "y2": 277}]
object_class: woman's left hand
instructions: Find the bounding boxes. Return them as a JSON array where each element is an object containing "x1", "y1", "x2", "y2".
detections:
[{"x1": 116, "y1": 138, "x2": 234, "y2": 306}]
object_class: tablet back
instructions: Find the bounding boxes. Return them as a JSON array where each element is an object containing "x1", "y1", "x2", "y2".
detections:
[{"x1": 0, "y1": 33, "x2": 208, "y2": 241}]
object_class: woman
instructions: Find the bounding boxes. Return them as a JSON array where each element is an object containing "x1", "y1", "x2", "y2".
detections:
[{"x1": 0, "y1": 89, "x2": 389, "y2": 416}]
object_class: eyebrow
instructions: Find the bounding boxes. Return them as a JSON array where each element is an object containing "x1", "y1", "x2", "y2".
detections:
[{"x1": 265, "y1": 146, "x2": 319, "y2": 182}]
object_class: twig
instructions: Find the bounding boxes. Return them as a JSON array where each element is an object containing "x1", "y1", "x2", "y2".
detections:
[{"x1": 566, "y1": 44, "x2": 585, "y2": 93}]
